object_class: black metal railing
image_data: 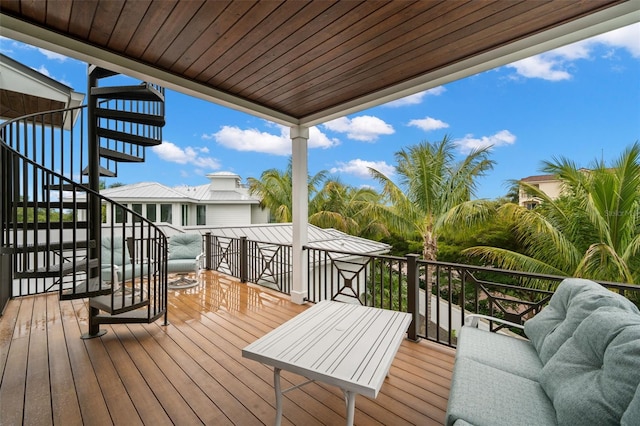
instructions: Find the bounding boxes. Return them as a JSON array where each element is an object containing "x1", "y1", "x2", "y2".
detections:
[
  {"x1": 204, "y1": 233, "x2": 292, "y2": 293},
  {"x1": 200, "y1": 235, "x2": 640, "y2": 349},
  {"x1": 1, "y1": 105, "x2": 167, "y2": 325}
]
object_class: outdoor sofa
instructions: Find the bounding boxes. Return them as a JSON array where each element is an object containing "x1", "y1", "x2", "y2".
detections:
[{"x1": 445, "y1": 278, "x2": 640, "y2": 426}]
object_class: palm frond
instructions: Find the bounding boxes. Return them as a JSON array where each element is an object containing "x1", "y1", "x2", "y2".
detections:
[
  {"x1": 462, "y1": 246, "x2": 567, "y2": 278},
  {"x1": 575, "y1": 243, "x2": 634, "y2": 284}
]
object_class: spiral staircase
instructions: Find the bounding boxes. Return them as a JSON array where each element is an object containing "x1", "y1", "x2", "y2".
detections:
[{"x1": 0, "y1": 65, "x2": 168, "y2": 338}]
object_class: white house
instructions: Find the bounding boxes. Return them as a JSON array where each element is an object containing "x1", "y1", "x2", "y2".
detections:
[
  {"x1": 100, "y1": 172, "x2": 269, "y2": 227},
  {"x1": 518, "y1": 174, "x2": 563, "y2": 209}
]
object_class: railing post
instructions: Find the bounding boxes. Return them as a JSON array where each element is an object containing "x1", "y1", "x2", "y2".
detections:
[
  {"x1": 204, "y1": 232, "x2": 212, "y2": 270},
  {"x1": 406, "y1": 254, "x2": 420, "y2": 341},
  {"x1": 240, "y1": 236, "x2": 248, "y2": 283},
  {"x1": 83, "y1": 65, "x2": 106, "y2": 339}
]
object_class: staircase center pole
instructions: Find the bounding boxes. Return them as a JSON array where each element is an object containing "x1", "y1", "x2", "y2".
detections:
[{"x1": 83, "y1": 65, "x2": 107, "y2": 339}]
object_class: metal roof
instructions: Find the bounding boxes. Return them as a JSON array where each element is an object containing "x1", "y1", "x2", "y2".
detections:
[
  {"x1": 203, "y1": 223, "x2": 390, "y2": 255},
  {"x1": 100, "y1": 181, "x2": 260, "y2": 204}
]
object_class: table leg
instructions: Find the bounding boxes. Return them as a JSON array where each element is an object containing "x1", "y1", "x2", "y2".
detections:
[
  {"x1": 274, "y1": 367, "x2": 283, "y2": 426},
  {"x1": 343, "y1": 390, "x2": 356, "y2": 426}
]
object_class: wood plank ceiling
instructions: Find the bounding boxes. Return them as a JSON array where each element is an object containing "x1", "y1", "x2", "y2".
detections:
[{"x1": 0, "y1": 0, "x2": 635, "y2": 125}]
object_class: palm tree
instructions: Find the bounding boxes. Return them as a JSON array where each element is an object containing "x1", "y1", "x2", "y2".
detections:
[
  {"x1": 460, "y1": 142, "x2": 640, "y2": 285},
  {"x1": 368, "y1": 135, "x2": 495, "y2": 261},
  {"x1": 309, "y1": 178, "x2": 388, "y2": 239},
  {"x1": 247, "y1": 158, "x2": 327, "y2": 223},
  {"x1": 366, "y1": 136, "x2": 494, "y2": 326}
]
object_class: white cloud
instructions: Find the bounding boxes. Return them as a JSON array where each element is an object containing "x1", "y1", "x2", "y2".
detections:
[
  {"x1": 152, "y1": 141, "x2": 221, "y2": 170},
  {"x1": 37, "y1": 48, "x2": 68, "y2": 61},
  {"x1": 330, "y1": 159, "x2": 395, "y2": 179},
  {"x1": 506, "y1": 23, "x2": 640, "y2": 81},
  {"x1": 408, "y1": 116, "x2": 449, "y2": 131},
  {"x1": 203, "y1": 124, "x2": 338, "y2": 156},
  {"x1": 507, "y1": 55, "x2": 573, "y2": 81},
  {"x1": 590, "y1": 23, "x2": 640, "y2": 58},
  {"x1": 323, "y1": 115, "x2": 394, "y2": 141},
  {"x1": 36, "y1": 65, "x2": 52, "y2": 77},
  {"x1": 454, "y1": 130, "x2": 516, "y2": 154},
  {"x1": 383, "y1": 86, "x2": 447, "y2": 107}
]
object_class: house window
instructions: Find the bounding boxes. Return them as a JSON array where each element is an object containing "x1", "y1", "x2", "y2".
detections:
[
  {"x1": 181, "y1": 204, "x2": 189, "y2": 226},
  {"x1": 197, "y1": 205, "x2": 206, "y2": 226},
  {"x1": 132, "y1": 203, "x2": 142, "y2": 222},
  {"x1": 161, "y1": 204, "x2": 172, "y2": 223},
  {"x1": 115, "y1": 203, "x2": 127, "y2": 223},
  {"x1": 146, "y1": 204, "x2": 156, "y2": 222}
]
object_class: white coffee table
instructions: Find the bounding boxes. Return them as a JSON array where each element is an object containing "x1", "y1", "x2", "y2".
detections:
[{"x1": 242, "y1": 300, "x2": 412, "y2": 426}]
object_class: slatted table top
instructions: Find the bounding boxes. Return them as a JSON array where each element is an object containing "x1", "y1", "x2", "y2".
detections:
[{"x1": 242, "y1": 300, "x2": 412, "y2": 398}]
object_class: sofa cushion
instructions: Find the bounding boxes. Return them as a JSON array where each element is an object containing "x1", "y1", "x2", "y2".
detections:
[
  {"x1": 525, "y1": 278, "x2": 639, "y2": 364},
  {"x1": 539, "y1": 307, "x2": 640, "y2": 426},
  {"x1": 621, "y1": 381, "x2": 640, "y2": 426},
  {"x1": 445, "y1": 357, "x2": 557, "y2": 426},
  {"x1": 457, "y1": 326, "x2": 542, "y2": 381}
]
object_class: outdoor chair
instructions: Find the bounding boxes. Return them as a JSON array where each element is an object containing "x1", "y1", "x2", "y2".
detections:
[
  {"x1": 101, "y1": 235, "x2": 149, "y2": 289},
  {"x1": 167, "y1": 233, "x2": 204, "y2": 289}
]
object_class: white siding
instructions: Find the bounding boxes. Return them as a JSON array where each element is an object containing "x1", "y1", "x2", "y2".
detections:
[
  {"x1": 251, "y1": 205, "x2": 269, "y2": 224},
  {"x1": 207, "y1": 204, "x2": 252, "y2": 226}
]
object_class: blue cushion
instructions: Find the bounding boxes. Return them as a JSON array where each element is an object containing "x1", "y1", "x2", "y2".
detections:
[
  {"x1": 445, "y1": 357, "x2": 557, "y2": 426},
  {"x1": 539, "y1": 307, "x2": 640, "y2": 426},
  {"x1": 168, "y1": 233, "x2": 202, "y2": 260},
  {"x1": 524, "y1": 278, "x2": 639, "y2": 364},
  {"x1": 457, "y1": 326, "x2": 542, "y2": 381},
  {"x1": 167, "y1": 258, "x2": 197, "y2": 273},
  {"x1": 621, "y1": 382, "x2": 640, "y2": 426}
]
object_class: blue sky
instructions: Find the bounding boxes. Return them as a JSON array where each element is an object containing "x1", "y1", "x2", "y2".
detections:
[{"x1": 1, "y1": 23, "x2": 639, "y2": 199}]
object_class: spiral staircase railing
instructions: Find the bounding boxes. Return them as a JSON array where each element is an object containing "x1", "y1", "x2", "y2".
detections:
[{"x1": 0, "y1": 66, "x2": 168, "y2": 338}]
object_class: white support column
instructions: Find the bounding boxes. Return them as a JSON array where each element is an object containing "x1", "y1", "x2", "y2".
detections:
[{"x1": 290, "y1": 125, "x2": 309, "y2": 304}]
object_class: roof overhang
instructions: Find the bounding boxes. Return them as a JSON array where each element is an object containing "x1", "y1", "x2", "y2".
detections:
[
  {"x1": 0, "y1": 1, "x2": 638, "y2": 127},
  {"x1": 0, "y1": 53, "x2": 84, "y2": 129}
]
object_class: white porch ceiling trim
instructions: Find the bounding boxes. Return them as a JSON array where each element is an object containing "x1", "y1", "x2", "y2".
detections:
[
  {"x1": 0, "y1": 14, "x2": 299, "y2": 126},
  {"x1": 2, "y1": 0, "x2": 638, "y2": 128},
  {"x1": 300, "y1": 0, "x2": 640, "y2": 126}
]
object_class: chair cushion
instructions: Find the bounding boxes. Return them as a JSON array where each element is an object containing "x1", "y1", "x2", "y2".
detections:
[
  {"x1": 101, "y1": 235, "x2": 129, "y2": 266},
  {"x1": 539, "y1": 307, "x2": 640, "y2": 426},
  {"x1": 524, "y1": 278, "x2": 639, "y2": 364},
  {"x1": 445, "y1": 357, "x2": 557, "y2": 426},
  {"x1": 167, "y1": 258, "x2": 197, "y2": 273},
  {"x1": 168, "y1": 233, "x2": 202, "y2": 260},
  {"x1": 456, "y1": 326, "x2": 542, "y2": 381}
]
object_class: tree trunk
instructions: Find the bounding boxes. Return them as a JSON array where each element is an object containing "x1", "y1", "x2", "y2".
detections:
[{"x1": 423, "y1": 228, "x2": 437, "y2": 340}]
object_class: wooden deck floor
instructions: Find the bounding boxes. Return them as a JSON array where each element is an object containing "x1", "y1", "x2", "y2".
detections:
[{"x1": 0, "y1": 271, "x2": 455, "y2": 426}]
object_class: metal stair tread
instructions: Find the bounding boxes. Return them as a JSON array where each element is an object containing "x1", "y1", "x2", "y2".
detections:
[
  {"x1": 43, "y1": 182, "x2": 89, "y2": 191},
  {"x1": 97, "y1": 127, "x2": 162, "y2": 147},
  {"x1": 82, "y1": 164, "x2": 116, "y2": 177},
  {"x1": 90, "y1": 291, "x2": 149, "y2": 315},
  {"x1": 12, "y1": 221, "x2": 89, "y2": 230},
  {"x1": 95, "y1": 107, "x2": 165, "y2": 127},
  {"x1": 91, "y1": 84, "x2": 164, "y2": 102},
  {"x1": 60, "y1": 277, "x2": 112, "y2": 300},
  {"x1": 88, "y1": 65, "x2": 119, "y2": 79},
  {"x1": 99, "y1": 146, "x2": 144, "y2": 163},
  {"x1": 18, "y1": 257, "x2": 99, "y2": 277},
  {"x1": 0, "y1": 239, "x2": 95, "y2": 254},
  {"x1": 13, "y1": 200, "x2": 89, "y2": 209}
]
